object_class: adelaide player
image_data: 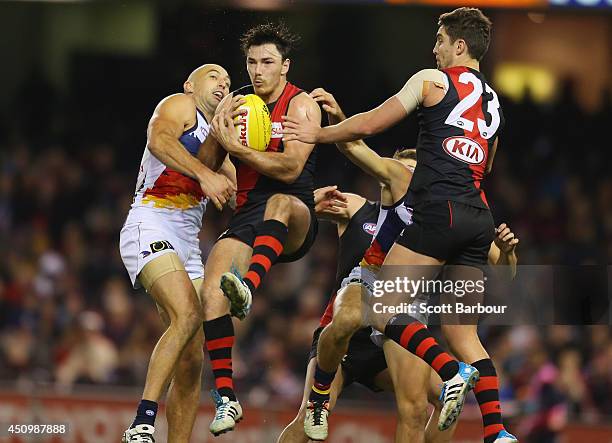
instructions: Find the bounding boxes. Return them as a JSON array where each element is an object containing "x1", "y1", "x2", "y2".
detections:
[
  {"x1": 119, "y1": 64, "x2": 236, "y2": 443},
  {"x1": 283, "y1": 8, "x2": 518, "y2": 442},
  {"x1": 194, "y1": 23, "x2": 322, "y2": 435}
]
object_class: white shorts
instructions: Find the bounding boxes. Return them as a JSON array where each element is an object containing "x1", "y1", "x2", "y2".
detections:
[
  {"x1": 119, "y1": 221, "x2": 203, "y2": 289},
  {"x1": 340, "y1": 265, "x2": 378, "y2": 294}
]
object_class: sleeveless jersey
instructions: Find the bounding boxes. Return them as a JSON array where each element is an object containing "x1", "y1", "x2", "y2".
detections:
[
  {"x1": 320, "y1": 190, "x2": 414, "y2": 327},
  {"x1": 320, "y1": 200, "x2": 380, "y2": 328},
  {"x1": 233, "y1": 82, "x2": 317, "y2": 213},
  {"x1": 128, "y1": 106, "x2": 209, "y2": 237},
  {"x1": 408, "y1": 66, "x2": 505, "y2": 209},
  {"x1": 360, "y1": 190, "x2": 413, "y2": 268}
]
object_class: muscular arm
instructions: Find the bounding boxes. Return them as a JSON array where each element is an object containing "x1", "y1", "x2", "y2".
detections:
[
  {"x1": 218, "y1": 156, "x2": 236, "y2": 186},
  {"x1": 315, "y1": 97, "x2": 406, "y2": 143},
  {"x1": 197, "y1": 135, "x2": 227, "y2": 172},
  {"x1": 147, "y1": 94, "x2": 212, "y2": 180},
  {"x1": 197, "y1": 93, "x2": 248, "y2": 172},
  {"x1": 283, "y1": 69, "x2": 446, "y2": 145},
  {"x1": 147, "y1": 94, "x2": 235, "y2": 210},
  {"x1": 214, "y1": 93, "x2": 321, "y2": 184},
  {"x1": 318, "y1": 88, "x2": 411, "y2": 190}
]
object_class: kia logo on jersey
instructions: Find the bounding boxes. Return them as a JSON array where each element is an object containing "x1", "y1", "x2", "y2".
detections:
[
  {"x1": 363, "y1": 222, "x2": 377, "y2": 235},
  {"x1": 442, "y1": 136, "x2": 485, "y2": 165},
  {"x1": 271, "y1": 122, "x2": 283, "y2": 139}
]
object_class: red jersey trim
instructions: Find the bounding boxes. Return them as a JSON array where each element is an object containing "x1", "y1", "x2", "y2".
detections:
[{"x1": 235, "y1": 82, "x2": 303, "y2": 212}]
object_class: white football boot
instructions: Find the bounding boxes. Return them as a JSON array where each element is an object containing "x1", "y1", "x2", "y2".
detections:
[
  {"x1": 438, "y1": 362, "x2": 480, "y2": 430},
  {"x1": 220, "y1": 270, "x2": 252, "y2": 320},
  {"x1": 121, "y1": 424, "x2": 155, "y2": 442},
  {"x1": 209, "y1": 390, "x2": 243, "y2": 436},
  {"x1": 304, "y1": 400, "x2": 330, "y2": 441}
]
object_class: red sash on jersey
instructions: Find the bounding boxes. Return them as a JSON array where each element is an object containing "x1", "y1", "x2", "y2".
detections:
[
  {"x1": 235, "y1": 82, "x2": 303, "y2": 212},
  {"x1": 444, "y1": 66, "x2": 491, "y2": 207}
]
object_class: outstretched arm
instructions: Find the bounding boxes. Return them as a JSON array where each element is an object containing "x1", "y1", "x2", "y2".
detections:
[
  {"x1": 284, "y1": 95, "x2": 406, "y2": 144},
  {"x1": 311, "y1": 88, "x2": 407, "y2": 187},
  {"x1": 283, "y1": 69, "x2": 446, "y2": 144}
]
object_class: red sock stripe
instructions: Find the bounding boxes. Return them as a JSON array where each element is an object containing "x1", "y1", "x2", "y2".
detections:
[
  {"x1": 206, "y1": 336, "x2": 235, "y2": 351},
  {"x1": 244, "y1": 270, "x2": 261, "y2": 288},
  {"x1": 253, "y1": 235, "x2": 284, "y2": 256},
  {"x1": 473, "y1": 376, "x2": 499, "y2": 394},
  {"x1": 483, "y1": 424, "x2": 504, "y2": 438},
  {"x1": 480, "y1": 400, "x2": 502, "y2": 416},
  {"x1": 399, "y1": 322, "x2": 426, "y2": 348},
  {"x1": 431, "y1": 353, "x2": 454, "y2": 373},
  {"x1": 415, "y1": 337, "x2": 436, "y2": 359},
  {"x1": 251, "y1": 254, "x2": 272, "y2": 272},
  {"x1": 215, "y1": 376, "x2": 234, "y2": 390},
  {"x1": 211, "y1": 358, "x2": 233, "y2": 371}
]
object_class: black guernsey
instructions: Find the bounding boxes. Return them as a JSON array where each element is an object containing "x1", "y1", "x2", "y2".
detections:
[
  {"x1": 232, "y1": 83, "x2": 317, "y2": 213},
  {"x1": 320, "y1": 200, "x2": 380, "y2": 328},
  {"x1": 408, "y1": 66, "x2": 505, "y2": 209}
]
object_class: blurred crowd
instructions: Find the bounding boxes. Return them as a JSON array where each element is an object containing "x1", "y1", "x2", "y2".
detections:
[{"x1": 0, "y1": 70, "x2": 610, "y2": 442}]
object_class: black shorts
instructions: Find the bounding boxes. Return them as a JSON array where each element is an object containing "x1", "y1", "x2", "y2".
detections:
[
  {"x1": 397, "y1": 200, "x2": 494, "y2": 266},
  {"x1": 219, "y1": 199, "x2": 318, "y2": 263},
  {"x1": 309, "y1": 326, "x2": 387, "y2": 393}
]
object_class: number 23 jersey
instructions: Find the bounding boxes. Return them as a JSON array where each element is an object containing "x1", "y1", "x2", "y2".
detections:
[{"x1": 409, "y1": 66, "x2": 504, "y2": 209}]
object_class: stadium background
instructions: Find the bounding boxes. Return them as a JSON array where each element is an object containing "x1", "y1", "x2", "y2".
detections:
[{"x1": 0, "y1": 0, "x2": 610, "y2": 442}]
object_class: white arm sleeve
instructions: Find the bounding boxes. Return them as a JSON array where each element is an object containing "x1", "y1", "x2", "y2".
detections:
[{"x1": 394, "y1": 68, "x2": 448, "y2": 114}]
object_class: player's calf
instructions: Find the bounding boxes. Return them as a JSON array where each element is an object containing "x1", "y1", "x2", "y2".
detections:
[{"x1": 221, "y1": 213, "x2": 288, "y2": 318}]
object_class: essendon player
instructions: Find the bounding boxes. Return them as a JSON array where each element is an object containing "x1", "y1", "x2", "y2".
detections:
[
  {"x1": 283, "y1": 8, "x2": 518, "y2": 443},
  {"x1": 196, "y1": 23, "x2": 321, "y2": 435}
]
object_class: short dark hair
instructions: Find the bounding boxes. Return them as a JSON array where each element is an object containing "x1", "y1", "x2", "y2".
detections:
[
  {"x1": 393, "y1": 148, "x2": 417, "y2": 161},
  {"x1": 438, "y1": 7, "x2": 492, "y2": 61},
  {"x1": 240, "y1": 22, "x2": 300, "y2": 60}
]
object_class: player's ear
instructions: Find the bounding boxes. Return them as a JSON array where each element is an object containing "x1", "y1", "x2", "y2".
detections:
[
  {"x1": 281, "y1": 58, "x2": 290, "y2": 76},
  {"x1": 455, "y1": 39, "x2": 467, "y2": 57},
  {"x1": 184, "y1": 80, "x2": 194, "y2": 93}
]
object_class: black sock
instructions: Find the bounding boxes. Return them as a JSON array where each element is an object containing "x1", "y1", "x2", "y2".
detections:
[
  {"x1": 384, "y1": 314, "x2": 459, "y2": 381},
  {"x1": 243, "y1": 219, "x2": 288, "y2": 293},
  {"x1": 472, "y1": 358, "x2": 505, "y2": 443},
  {"x1": 203, "y1": 315, "x2": 236, "y2": 401},
  {"x1": 132, "y1": 399, "x2": 158, "y2": 427},
  {"x1": 308, "y1": 364, "x2": 336, "y2": 403}
]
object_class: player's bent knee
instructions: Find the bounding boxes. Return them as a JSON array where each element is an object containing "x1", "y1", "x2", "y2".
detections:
[
  {"x1": 176, "y1": 351, "x2": 203, "y2": 386},
  {"x1": 396, "y1": 398, "x2": 429, "y2": 427},
  {"x1": 171, "y1": 310, "x2": 202, "y2": 339},
  {"x1": 331, "y1": 306, "x2": 363, "y2": 338},
  {"x1": 267, "y1": 193, "x2": 293, "y2": 212}
]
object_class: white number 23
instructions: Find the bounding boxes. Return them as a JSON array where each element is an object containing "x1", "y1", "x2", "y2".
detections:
[{"x1": 444, "y1": 72, "x2": 500, "y2": 140}]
